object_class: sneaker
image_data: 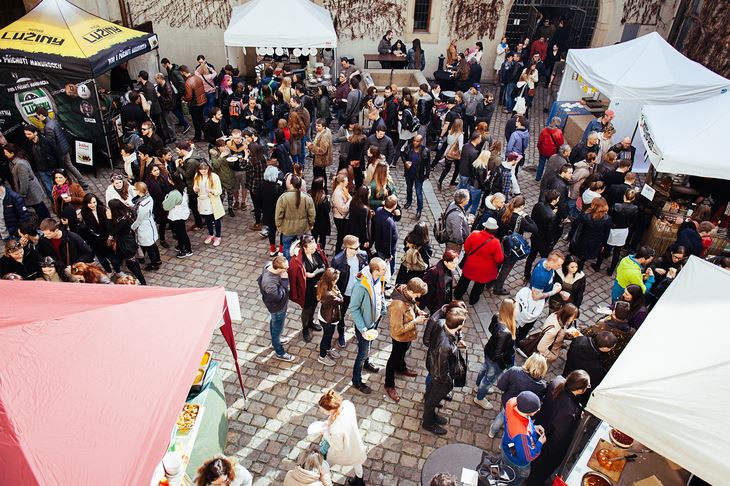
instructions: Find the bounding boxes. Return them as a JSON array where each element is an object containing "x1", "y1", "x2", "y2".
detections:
[
  {"x1": 182, "y1": 126, "x2": 191, "y2": 134},
  {"x1": 488, "y1": 428, "x2": 497, "y2": 439},
  {"x1": 327, "y1": 348, "x2": 340, "y2": 359},
  {"x1": 309, "y1": 321, "x2": 323, "y2": 332},
  {"x1": 269, "y1": 249, "x2": 278, "y2": 257},
  {"x1": 487, "y1": 386, "x2": 495, "y2": 394},
  {"x1": 260, "y1": 229, "x2": 269, "y2": 238},
  {"x1": 435, "y1": 414, "x2": 448, "y2": 425},
  {"x1": 204, "y1": 236, "x2": 214, "y2": 244},
  {"x1": 274, "y1": 353, "x2": 295, "y2": 362},
  {"x1": 184, "y1": 251, "x2": 193, "y2": 257},
  {"x1": 338, "y1": 334, "x2": 347, "y2": 348},
  {"x1": 352, "y1": 382, "x2": 372, "y2": 394},
  {"x1": 176, "y1": 250, "x2": 187, "y2": 259},
  {"x1": 474, "y1": 396, "x2": 494, "y2": 410},
  {"x1": 318, "y1": 355, "x2": 336, "y2": 366},
  {"x1": 228, "y1": 208, "x2": 235, "y2": 217},
  {"x1": 213, "y1": 237, "x2": 221, "y2": 247},
  {"x1": 493, "y1": 288, "x2": 509, "y2": 296},
  {"x1": 363, "y1": 360, "x2": 380, "y2": 373}
]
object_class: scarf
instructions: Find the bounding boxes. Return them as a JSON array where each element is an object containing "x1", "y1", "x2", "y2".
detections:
[{"x1": 53, "y1": 182, "x2": 70, "y2": 201}]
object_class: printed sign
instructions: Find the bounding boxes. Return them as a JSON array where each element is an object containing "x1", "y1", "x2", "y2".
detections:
[{"x1": 75, "y1": 140, "x2": 93, "y2": 166}]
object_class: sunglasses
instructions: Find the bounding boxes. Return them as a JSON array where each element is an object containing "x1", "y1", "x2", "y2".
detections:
[{"x1": 111, "y1": 175, "x2": 125, "y2": 181}]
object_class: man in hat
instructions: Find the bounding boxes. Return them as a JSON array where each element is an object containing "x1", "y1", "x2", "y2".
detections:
[
  {"x1": 462, "y1": 83, "x2": 484, "y2": 140},
  {"x1": 501, "y1": 390, "x2": 546, "y2": 482}
]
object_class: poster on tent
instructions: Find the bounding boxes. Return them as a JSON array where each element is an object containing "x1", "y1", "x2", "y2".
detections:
[{"x1": 0, "y1": 64, "x2": 105, "y2": 165}]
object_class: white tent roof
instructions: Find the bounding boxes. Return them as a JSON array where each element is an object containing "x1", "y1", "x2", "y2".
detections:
[
  {"x1": 566, "y1": 32, "x2": 730, "y2": 103},
  {"x1": 224, "y1": 0, "x2": 337, "y2": 48},
  {"x1": 587, "y1": 256, "x2": 730, "y2": 486},
  {"x1": 639, "y1": 93, "x2": 730, "y2": 179}
]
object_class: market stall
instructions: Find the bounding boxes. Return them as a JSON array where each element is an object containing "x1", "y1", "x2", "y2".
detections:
[
  {"x1": 224, "y1": 0, "x2": 338, "y2": 88},
  {"x1": 636, "y1": 94, "x2": 730, "y2": 255},
  {"x1": 556, "y1": 32, "x2": 730, "y2": 172},
  {"x1": 0, "y1": 281, "x2": 245, "y2": 484},
  {"x1": 0, "y1": 0, "x2": 159, "y2": 168},
  {"x1": 565, "y1": 256, "x2": 730, "y2": 485}
]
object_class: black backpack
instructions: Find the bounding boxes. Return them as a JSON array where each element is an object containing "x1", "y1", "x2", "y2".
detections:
[{"x1": 434, "y1": 206, "x2": 459, "y2": 243}]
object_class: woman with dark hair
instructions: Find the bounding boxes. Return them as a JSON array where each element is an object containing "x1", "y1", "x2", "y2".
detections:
[
  {"x1": 144, "y1": 163, "x2": 174, "y2": 248},
  {"x1": 549, "y1": 255, "x2": 587, "y2": 312},
  {"x1": 241, "y1": 142, "x2": 267, "y2": 231},
  {"x1": 315, "y1": 85, "x2": 333, "y2": 127},
  {"x1": 0, "y1": 239, "x2": 40, "y2": 280},
  {"x1": 347, "y1": 124, "x2": 367, "y2": 187},
  {"x1": 105, "y1": 171, "x2": 137, "y2": 207},
  {"x1": 363, "y1": 146, "x2": 384, "y2": 186},
  {"x1": 194, "y1": 455, "x2": 252, "y2": 486},
  {"x1": 492, "y1": 195, "x2": 538, "y2": 295},
  {"x1": 261, "y1": 84, "x2": 275, "y2": 139},
  {"x1": 368, "y1": 162, "x2": 396, "y2": 210},
  {"x1": 407, "y1": 38, "x2": 425, "y2": 71},
  {"x1": 4, "y1": 143, "x2": 50, "y2": 220},
  {"x1": 571, "y1": 196, "x2": 612, "y2": 268},
  {"x1": 348, "y1": 185, "x2": 373, "y2": 255},
  {"x1": 594, "y1": 188, "x2": 638, "y2": 274},
  {"x1": 80, "y1": 193, "x2": 120, "y2": 273},
  {"x1": 273, "y1": 90, "x2": 290, "y2": 126},
  {"x1": 288, "y1": 235, "x2": 328, "y2": 343},
  {"x1": 536, "y1": 303, "x2": 579, "y2": 365},
  {"x1": 310, "y1": 177, "x2": 331, "y2": 250},
  {"x1": 617, "y1": 284, "x2": 649, "y2": 330},
  {"x1": 273, "y1": 128, "x2": 293, "y2": 175},
  {"x1": 396, "y1": 221, "x2": 432, "y2": 284},
  {"x1": 106, "y1": 199, "x2": 146, "y2": 285},
  {"x1": 51, "y1": 169, "x2": 85, "y2": 230},
  {"x1": 525, "y1": 370, "x2": 591, "y2": 486},
  {"x1": 163, "y1": 171, "x2": 193, "y2": 258},
  {"x1": 37, "y1": 255, "x2": 66, "y2": 282},
  {"x1": 420, "y1": 250, "x2": 459, "y2": 313},
  {"x1": 289, "y1": 110, "x2": 307, "y2": 166},
  {"x1": 316, "y1": 267, "x2": 344, "y2": 366}
]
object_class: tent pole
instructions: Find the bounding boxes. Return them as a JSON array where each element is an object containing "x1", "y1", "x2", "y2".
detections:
[{"x1": 92, "y1": 78, "x2": 114, "y2": 170}]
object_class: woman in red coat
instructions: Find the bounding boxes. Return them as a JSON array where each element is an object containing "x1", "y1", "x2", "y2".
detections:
[
  {"x1": 453, "y1": 217, "x2": 505, "y2": 305},
  {"x1": 287, "y1": 235, "x2": 329, "y2": 343}
]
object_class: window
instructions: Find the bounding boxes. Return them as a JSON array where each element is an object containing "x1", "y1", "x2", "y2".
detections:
[{"x1": 413, "y1": 0, "x2": 431, "y2": 31}]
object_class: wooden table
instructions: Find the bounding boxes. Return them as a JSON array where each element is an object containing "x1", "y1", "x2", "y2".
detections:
[{"x1": 364, "y1": 53, "x2": 407, "y2": 69}]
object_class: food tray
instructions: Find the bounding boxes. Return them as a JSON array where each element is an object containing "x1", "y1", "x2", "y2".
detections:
[{"x1": 587, "y1": 439, "x2": 627, "y2": 483}]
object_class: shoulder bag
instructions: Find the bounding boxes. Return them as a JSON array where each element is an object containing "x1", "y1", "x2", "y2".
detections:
[
  {"x1": 459, "y1": 235, "x2": 494, "y2": 269},
  {"x1": 518, "y1": 324, "x2": 557, "y2": 357},
  {"x1": 453, "y1": 348, "x2": 468, "y2": 387},
  {"x1": 445, "y1": 139, "x2": 461, "y2": 161}
]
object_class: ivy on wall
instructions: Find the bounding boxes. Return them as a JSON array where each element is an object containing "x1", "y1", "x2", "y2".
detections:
[
  {"x1": 447, "y1": 0, "x2": 504, "y2": 40},
  {"x1": 320, "y1": 0, "x2": 407, "y2": 40},
  {"x1": 621, "y1": 0, "x2": 663, "y2": 25},
  {"x1": 126, "y1": 0, "x2": 232, "y2": 29},
  {"x1": 682, "y1": 0, "x2": 730, "y2": 79}
]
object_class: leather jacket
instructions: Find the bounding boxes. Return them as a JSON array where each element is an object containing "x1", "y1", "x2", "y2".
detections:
[
  {"x1": 484, "y1": 315, "x2": 515, "y2": 369},
  {"x1": 319, "y1": 289, "x2": 344, "y2": 324},
  {"x1": 426, "y1": 326, "x2": 459, "y2": 384}
]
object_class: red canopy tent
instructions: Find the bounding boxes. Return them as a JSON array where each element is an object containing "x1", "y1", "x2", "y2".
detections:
[{"x1": 0, "y1": 281, "x2": 245, "y2": 484}]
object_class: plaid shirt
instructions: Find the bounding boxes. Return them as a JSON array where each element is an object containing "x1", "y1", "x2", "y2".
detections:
[{"x1": 241, "y1": 154, "x2": 265, "y2": 193}]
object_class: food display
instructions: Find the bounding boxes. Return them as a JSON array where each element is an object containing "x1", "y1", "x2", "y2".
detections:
[
  {"x1": 363, "y1": 329, "x2": 379, "y2": 341},
  {"x1": 609, "y1": 428, "x2": 635, "y2": 449},
  {"x1": 588, "y1": 439, "x2": 628, "y2": 482},
  {"x1": 176, "y1": 404, "x2": 200, "y2": 433},
  {"x1": 597, "y1": 449, "x2": 625, "y2": 471},
  {"x1": 582, "y1": 471, "x2": 613, "y2": 486}
]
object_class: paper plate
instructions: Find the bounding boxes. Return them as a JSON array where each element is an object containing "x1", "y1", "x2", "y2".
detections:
[
  {"x1": 226, "y1": 156, "x2": 239, "y2": 162},
  {"x1": 363, "y1": 329, "x2": 379, "y2": 341},
  {"x1": 307, "y1": 420, "x2": 327, "y2": 435}
]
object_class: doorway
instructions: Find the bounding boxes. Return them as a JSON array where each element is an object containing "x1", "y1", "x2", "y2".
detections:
[{"x1": 504, "y1": 0, "x2": 600, "y2": 52}]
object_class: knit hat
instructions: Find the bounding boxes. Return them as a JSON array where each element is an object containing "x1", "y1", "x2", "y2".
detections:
[
  {"x1": 483, "y1": 217, "x2": 499, "y2": 231},
  {"x1": 516, "y1": 391, "x2": 541, "y2": 414}
]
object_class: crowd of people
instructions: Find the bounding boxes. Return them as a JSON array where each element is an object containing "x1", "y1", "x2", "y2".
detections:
[{"x1": 1, "y1": 35, "x2": 728, "y2": 486}]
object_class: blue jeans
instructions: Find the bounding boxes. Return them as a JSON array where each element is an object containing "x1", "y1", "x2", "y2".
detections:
[
  {"x1": 352, "y1": 327, "x2": 371, "y2": 385},
  {"x1": 504, "y1": 83, "x2": 516, "y2": 111},
  {"x1": 567, "y1": 198, "x2": 579, "y2": 220},
  {"x1": 490, "y1": 408, "x2": 505, "y2": 437},
  {"x1": 37, "y1": 171, "x2": 54, "y2": 198},
  {"x1": 502, "y1": 449, "x2": 530, "y2": 485},
  {"x1": 405, "y1": 174, "x2": 423, "y2": 211},
  {"x1": 203, "y1": 92, "x2": 216, "y2": 119},
  {"x1": 457, "y1": 175, "x2": 470, "y2": 189},
  {"x1": 475, "y1": 358, "x2": 502, "y2": 400},
  {"x1": 281, "y1": 234, "x2": 298, "y2": 260},
  {"x1": 203, "y1": 214, "x2": 221, "y2": 237},
  {"x1": 269, "y1": 309, "x2": 287, "y2": 356},
  {"x1": 536, "y1": 154, "x2": 548, "y2": 181},
  {"x1": 466, "y1": 186, "x2": 482, "y2": 215}
]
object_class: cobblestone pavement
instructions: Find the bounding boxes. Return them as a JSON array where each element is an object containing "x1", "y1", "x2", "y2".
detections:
[{"x1": 82, "y1": 87, "x2": 615, "y2": 485}]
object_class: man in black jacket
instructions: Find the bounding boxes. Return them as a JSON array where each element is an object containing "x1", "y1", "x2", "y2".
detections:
[
  {"x1": 563, "y1": 331, "x2": 617, "y2": 404},
  {"x1": 524, "y1": 189, "x2": 561, "y2": 282},
  {"x1": 544, "y1": 164, "x2": 572, "y2": 222},
  {"x1": 23, "y1": 125, "x2": 62, "y2": 198},
  {"x1": 416, "y1": 83, "x2": 433, "y2": 141},
  {"x1": 330, "y1": 235, "x2": 369, "y2": 347},
  {"x1": 0, "y1": 185, "x2": 30, "y2": 239},
  {"x1": 37, "y1": 217, "x2": 93, "y2": 269},
  {"x1": 457, "y1": 132, "x2": 482, "y2": 189},
  {"x1": 382, "y1": 85, "x2": 400, "y2": 153},
  {"x1": 137, "y1": 70, "x2": 167, "y2": 142},
  {"x1": 365, "y1": 125, "x2": 396, "y2": 166},
  {"x1": 401, "y1": 135, "x2": 431, "y2": 217},
  {"x1": 120, "y1": 91, "x2": 150, "y2": 129},
  {"x1": 422, "y1": 305, "x2": 467, "y2": 435},
  {"x1": 140, "y1": 121, "x2": 164, "y2": 154}
]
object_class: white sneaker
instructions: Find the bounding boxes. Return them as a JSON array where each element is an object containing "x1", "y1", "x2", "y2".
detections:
[
  {"x1": 318, "y1": 355, "x2": 336, "y2": 367},
  {"x1": 328, "y1": 348, "x2": 340, "y2": 359},
  {"x1": 274, "y1": 353, "x2": 295, "y2": 362},
  {"x1": 488, "y1": 428, "x2": 497, "y2": 439},
  {"x1": 204, "y1": 235, "x2": 214, "y2": 244},
  {"x1": 487, "y1": 386, "x2": 495, "y2": 394},
  {"x1": 280, "y1": 336, "x2": 290, "y2": 345},
  {"x1": 474, "y1": 396, "x2": 494, "y2": 410}
]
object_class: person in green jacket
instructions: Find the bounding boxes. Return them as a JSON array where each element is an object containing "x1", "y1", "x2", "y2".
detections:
[
  {"x1": 209, "y1": 141, "x2": 236, "y2": 217},
  {"x1": 611, "y1": 245, "x2": 655, "y2": 302},
  {"x1": 275, "y1": 175, "x2": 315, "y2": 260}
]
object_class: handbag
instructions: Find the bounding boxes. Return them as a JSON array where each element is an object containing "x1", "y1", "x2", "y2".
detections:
[
  {"x1": 453, "y1": 348, "x2": 468, "y2": 387},
  {"x1": 518, "y1": 325, "x2": 557, "y2": 357},
  {"x1": 528, "y1": 87, "x2": 536, "y2": 97},
  {"x1": 445, "y1": 139, "x2": 461, "y2": 161},
  {"x1": 569, "y1": 217, "x2": 584, "y2": 254},
  {"x1": 459, "y1": 236, "x2": 494, "y2": 269}
]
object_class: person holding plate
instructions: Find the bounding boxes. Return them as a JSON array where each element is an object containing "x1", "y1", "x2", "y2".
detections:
[{"x1": 349, "y1": 258, "x2": 388, "y2": 394}]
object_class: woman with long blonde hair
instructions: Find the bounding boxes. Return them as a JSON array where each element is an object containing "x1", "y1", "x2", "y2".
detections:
[
  {"x1": 193, "y1": 161, "x2": 224, "y2": 247},
  {"x1": 474, "y1": 298, "x2": 518, "y2": 409},
  {"x1": 368, "y1": 162, "x2": 395, "y2": 210},
  {"x1": 316, "y1": 389, "x2": 367, "y2": 485},
  {"x1": 278, "y1": 76, "x2": 295, "y2": 104},
  {"x1": 438, "y1": 118, "x2": 464, "y2": 189},
  {"x1": 331, "y1": 173, "x2": 352, "y2": 254}
]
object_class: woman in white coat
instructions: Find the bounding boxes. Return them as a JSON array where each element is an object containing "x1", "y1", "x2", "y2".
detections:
[
  {"x1": 494, "y1": 37, "x2": 508, "y2": 83},
  {"x1": 317, "y1": 390, "x2": 367, "y2": 486},
  {"x1": 193, "y1": 162, "x2": 225, "y2": 247},
  {"x1": 132, "y1": 182, "x2": 161, "y2": 270}
]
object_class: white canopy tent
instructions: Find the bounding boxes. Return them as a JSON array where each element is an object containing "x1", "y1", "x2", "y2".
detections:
[
  {"x1": 586, "y1": 256, "x2": 730, "y2": 486},
  {"x1": 224, "y1": 0, "x2": 337, "y2": 49},
  {"x1": 639, "y1": 93, "x2": 730, "y2": 180},
  {"x1": 558, "y1": 32, "x2": 730, "y2": 171}
]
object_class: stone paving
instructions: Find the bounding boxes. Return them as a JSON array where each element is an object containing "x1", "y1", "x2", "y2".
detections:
[{"x1": 80, "y1": 86, "x2": 617, "y2": 485}]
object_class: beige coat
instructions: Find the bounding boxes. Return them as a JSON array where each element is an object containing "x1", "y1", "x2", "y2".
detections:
[
  {"x1": 283, "y1": 464, "x2": 333, "y2": 486},
  {"x1": 310, "y1": 127, "x2": 334, "y2": 168},
  {"x1": 323, "y1": 400, "x2": 367, "y2": 466},
  {"x1": 332, "y1": 186, "x2": 351, "y2": 219},
  {"x1": 193, "y1": 172, "x2": 225, "y2": 220},
  {"x1": 537, "y1": 312, "x2": 566, "y2": 363}
]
